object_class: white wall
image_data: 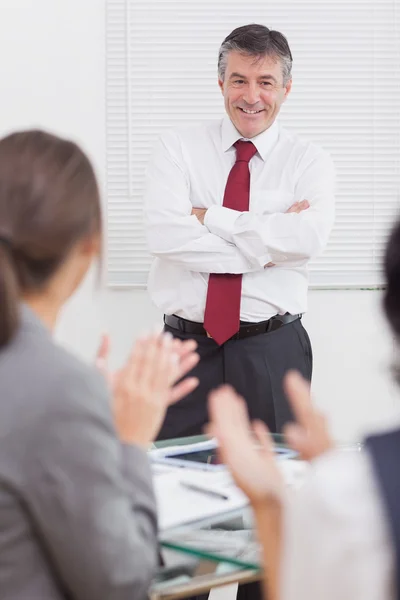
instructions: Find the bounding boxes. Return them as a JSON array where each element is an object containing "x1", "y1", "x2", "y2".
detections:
[{"x1": 1, "y1": 0, "x2": 398, "y2": 443}]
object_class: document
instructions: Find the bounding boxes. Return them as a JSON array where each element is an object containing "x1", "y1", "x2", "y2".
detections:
[
  {"x1": 153, "y1": 467, "x2": 249, "y2": 533},
  {"x1": 152, "y1": 449, "x2": 308, "y2": 533}
]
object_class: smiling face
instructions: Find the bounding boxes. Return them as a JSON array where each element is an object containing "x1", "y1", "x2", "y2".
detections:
[{"x1": 219, "y1": 51, "x2": 292, "y2": 139}]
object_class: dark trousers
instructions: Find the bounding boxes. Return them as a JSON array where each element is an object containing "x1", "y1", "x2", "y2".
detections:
[
  {"x1": 157, "y1": 318, "x2": 313, "y2": 600},
  {"x1": 158, "y1": 317, "x2": 313, "y2": 440}
]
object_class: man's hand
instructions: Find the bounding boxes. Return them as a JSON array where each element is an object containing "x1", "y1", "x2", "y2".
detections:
[
  {"x1": 286, "y1": 200, "x2": 310, "y2": 214},
  {"x1": 264, "y1": 200, "x2": 310, "y2": 267},
  {"x1": 192, "y1": 208, "x2": 207, "y2": 224}
]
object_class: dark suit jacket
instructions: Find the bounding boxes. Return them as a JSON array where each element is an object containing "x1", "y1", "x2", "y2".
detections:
[{"x1": 0, "y1": 305, "x2": 158, "y2": 599}]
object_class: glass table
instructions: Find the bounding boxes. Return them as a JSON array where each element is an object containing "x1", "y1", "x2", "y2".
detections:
[
  {"x1": 150, "y1": 434, "x2": 263, "y2": 599},
  {"x1": 150, "y1": 547, "x2": 260, "y2": 600},
  {"x1": 150, "y1": 434, "x2": 362, "y2": 599}
]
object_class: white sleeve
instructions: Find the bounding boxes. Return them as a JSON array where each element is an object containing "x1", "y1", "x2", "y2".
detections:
[
  {"x1": 204, "y1": 150, "x2": 335, "y2": 268},
  {"x1": 281, "y1": 451, "x2": 393, "y2": 600},
  {"x1": 144, "y1": 132, "x2": 260, "y2": 274}
]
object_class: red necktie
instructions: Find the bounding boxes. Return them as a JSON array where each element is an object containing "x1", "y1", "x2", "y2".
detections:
[{"x1": 204, "y1": 140, "x2": 257, "y2": 345}]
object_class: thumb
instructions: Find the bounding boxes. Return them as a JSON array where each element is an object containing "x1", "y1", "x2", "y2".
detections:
[
  {"x1": 96, "y1": 333, "x2": 110, "y2": 362},
  {"x1": 252, "y1": 419, "x2": 274, "y2": 455},
  {"x1": 284, "y1": 423, "x2": 309, "y2": 456},
  {"x1": 96, "y1": 334, "x2": 113, "y2": 387}
]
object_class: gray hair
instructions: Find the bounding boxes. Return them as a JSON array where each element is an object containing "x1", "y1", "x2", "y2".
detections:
[{"x1": 218, "y1": 24, "x2": 293, "y2": 86}]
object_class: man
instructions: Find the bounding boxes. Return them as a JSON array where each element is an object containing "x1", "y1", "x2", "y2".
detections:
[{"x1": 144, "y1": 23, "x2": 335, "y2": 441}]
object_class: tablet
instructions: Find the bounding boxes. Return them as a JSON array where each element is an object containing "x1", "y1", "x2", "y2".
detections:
[{"x1": 151, "y1": 439, "x2": 297, "y2": 471}]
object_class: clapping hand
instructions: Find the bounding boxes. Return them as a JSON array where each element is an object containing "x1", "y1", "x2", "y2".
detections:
[
  {"x1": 208, "y1": 385, "x2": 285, "y2": 507},
  {"x1": 207, "y1": 370, "x2": 333, "y2": 508},
  {"x1": 96, "y1": 332, "x2": 199, "y2": 447}
]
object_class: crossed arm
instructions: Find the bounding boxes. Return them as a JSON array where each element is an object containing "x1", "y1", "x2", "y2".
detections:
[
  {"x1": 192, "y1": 201, "x2": 310, "y2": 267},
  {"x1": 144, "y1": 133, "x2": 335, "y2": 274},
  {"x1": 144, "y1": 135, "x2": 258, "y2": 274}
]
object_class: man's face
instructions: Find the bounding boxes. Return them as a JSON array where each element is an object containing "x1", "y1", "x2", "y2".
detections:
[{"x1": 219, "y1": 51, "x2": 292, "y2": 139}]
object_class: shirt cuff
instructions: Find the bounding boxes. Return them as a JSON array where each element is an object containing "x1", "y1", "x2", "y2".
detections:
[{"x1": 204, "y1": 205, "x2": 240, "y2": 242}]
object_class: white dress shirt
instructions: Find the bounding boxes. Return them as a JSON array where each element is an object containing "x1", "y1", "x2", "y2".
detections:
[
  {"x1": 144, "y1": 116, "x2": 335, "y2": 322},
  {"x1": 282, "y1": 448, "x2": 394, "y2": 600}
]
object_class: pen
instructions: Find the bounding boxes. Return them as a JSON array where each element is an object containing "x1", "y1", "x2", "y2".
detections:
[{"x1": 180, "y1": 481, "x2": 229, "y2": 501}]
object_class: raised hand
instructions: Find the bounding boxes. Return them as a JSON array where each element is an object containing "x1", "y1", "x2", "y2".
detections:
[
  {"x1": 113, "y1": 333, "x2": 199, "y2": 447},
  {"x1": 208, "y1": 385, "x2": 285, "y2": 507}
]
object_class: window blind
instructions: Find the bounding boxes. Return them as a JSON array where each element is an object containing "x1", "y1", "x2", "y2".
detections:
[{"x1": 106, "y1": 0, "x2": 400, "y2": 288}]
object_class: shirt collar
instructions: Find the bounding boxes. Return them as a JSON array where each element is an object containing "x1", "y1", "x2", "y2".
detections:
[{"x1": 221, "y1": 116, "x2": 280, "y2": 161}]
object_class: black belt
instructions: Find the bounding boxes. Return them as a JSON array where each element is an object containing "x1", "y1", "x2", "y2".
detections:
[{"x1": 164, "y1": 313, "x2": 301, "y2": 342}]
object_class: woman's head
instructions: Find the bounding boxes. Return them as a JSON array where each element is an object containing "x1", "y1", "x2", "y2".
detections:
[
  {"x1": 0, "y1": 129, "x2": 102, "y2": 348},
  {"x1": 384, "y1": 221, "x2": 400, "y2": 342}
]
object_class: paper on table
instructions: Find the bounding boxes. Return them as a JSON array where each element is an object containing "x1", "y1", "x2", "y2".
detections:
[
  {"x1": 153, "y1": 456, "x2": 309, "y2": 533},
  {"x1": 153, "y1": 466, "x2": 249, "y2": 533}
]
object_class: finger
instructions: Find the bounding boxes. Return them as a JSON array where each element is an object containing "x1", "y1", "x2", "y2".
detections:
[
  {"x1": 286, "y1": 202, "x2": 299, "y2": 213},
  {"x1": 208, "y1": 386, "x2": 251, "y2": 440},
  {"x1": 111, "y1": 368, "x2": 124, "y2": 412},
  {"x1": 284, "y1": 422, "x2": 311, "y2": 458},
  {"x1": 168, "y1": 377, "x2": 199, "y2": 404},
  {"x1": 125, "y1": 334, "x2": 148, "y2": 378},
  {"x1": 252, "y1": 419, "x2": 274, "y2": 454},
  {"x1": 173, "y1": 351, "x2": 200, "y2": 382},
  {"x1": 208, "y1": 385, "x2": 241, "y2": 423},
  {"x1": 283, "y1": 371, "x2": 314, "y2": 428},
  {"x1": 293, "y1": 200, "x2": 310, "y2": 214},
  {"x1": 140, "y1": 333, "x2": 169, "y2": 390},
  {"x1": 152, "y1": 333, "x2": 179, "y2": 394},
  {"x1": 171, "y1": 338, "x2": 198, "y2": 357},
  {"x1": 96, "y1": 333, "x2": 110, "y2": 358},
  {"x1": 95, "y1": 333, "x2": 110, "y2": 369}
]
